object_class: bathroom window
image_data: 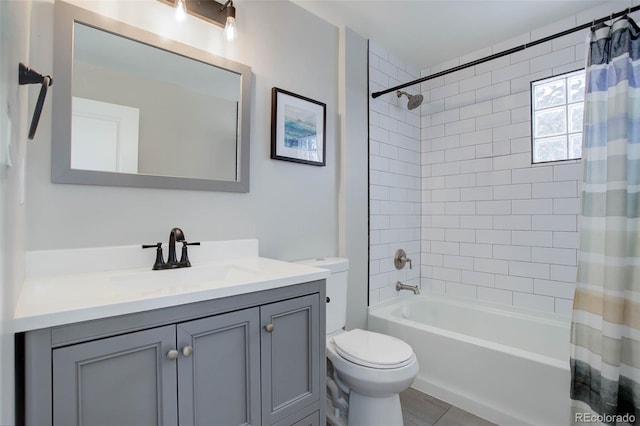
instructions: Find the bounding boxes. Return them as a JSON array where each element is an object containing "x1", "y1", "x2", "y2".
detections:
[{"x1": 531, "y1": 69, "x2": 585, "y2": 163}]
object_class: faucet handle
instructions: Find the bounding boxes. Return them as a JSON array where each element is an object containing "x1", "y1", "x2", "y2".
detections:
[
  {"x1": 142, "y1": 242, "x2": 162, "y2": 249},
  {"x1": 179, "y1": 241, "x2": 200, "y2": 266},
  {"x1": 142, "y1": 242, "x2": 165, "y2": 270}
]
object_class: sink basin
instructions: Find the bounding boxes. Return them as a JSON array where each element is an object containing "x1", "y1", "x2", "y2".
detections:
[{"x1": 108, "y1": 263, "x2": 261, "y2": 289}]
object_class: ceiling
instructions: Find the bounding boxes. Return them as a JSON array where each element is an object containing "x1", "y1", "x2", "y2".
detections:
[{"x1": 291, "y1": 0, "x2": 628, "y2": 71}]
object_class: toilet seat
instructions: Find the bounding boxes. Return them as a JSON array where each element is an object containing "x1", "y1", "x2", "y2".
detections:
[{"x1": 331, "y1": 329, "x2": 414, "y2": 369}]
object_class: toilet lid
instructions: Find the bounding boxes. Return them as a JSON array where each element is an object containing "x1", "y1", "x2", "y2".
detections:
[{"x1": 331, "y1": 329, "x2": 414, "y2": 369}]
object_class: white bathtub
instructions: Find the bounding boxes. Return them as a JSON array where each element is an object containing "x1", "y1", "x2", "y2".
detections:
[{"x1": 368, "y1": 294, "x2": 571, "y2": 426}]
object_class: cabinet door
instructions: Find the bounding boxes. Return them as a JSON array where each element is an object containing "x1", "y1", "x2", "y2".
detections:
[
  {"x1": 177, "y1": 308, "x2": 261, "y2": 426},
  {"x1": 272, "y1": 410, "x2": 320, "y2": 426},
  {"x1": 52, "y1": 325, "x2": 178, "y2": 426},
  {"x1": 287, "y1": 411, "x2": 320, "y2": 426},
  {"x1": 261, "y1": 294, "x2": 320, "y2": 426}
]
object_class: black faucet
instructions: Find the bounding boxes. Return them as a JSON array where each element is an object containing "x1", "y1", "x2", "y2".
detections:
[
  {"x1": 167, "y1": 227, "x2": 185, "y2": 264},
  {"x1": 142, "y1": 228, "x2": 200, "y2": 270}
]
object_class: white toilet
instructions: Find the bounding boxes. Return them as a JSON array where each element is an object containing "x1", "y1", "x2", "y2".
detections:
[{"x1": 295, "y1": 258, "x2": 419, "y2": 426}]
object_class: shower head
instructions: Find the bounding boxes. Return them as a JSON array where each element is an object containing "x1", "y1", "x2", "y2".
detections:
[{"x1": 396, "y1": 90, "x2": 424, "y2": 110}]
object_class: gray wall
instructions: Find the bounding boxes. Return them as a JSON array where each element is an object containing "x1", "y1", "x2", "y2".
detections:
[
  {"x1": 0, "y1": 0, "x2": 31, "y2": 421},
  {"x1": 3, "y1": 0, "x2": 372, "y2": 420},
  {"x1": 339, "y1": 28, "x2": 369, "y2": 330},
  {"x1": 27, "y1": 0, "x2": 340, "y2": 263}
]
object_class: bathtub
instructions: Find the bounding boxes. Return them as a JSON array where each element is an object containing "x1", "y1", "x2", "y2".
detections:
[{"x1": 368, "y1": 294, "x2": 571, "y2": 426}]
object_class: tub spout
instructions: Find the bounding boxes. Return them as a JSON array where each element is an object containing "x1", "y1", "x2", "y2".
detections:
[{"x1": 396, "y1": 281, "x2": 420, "y2": 295}]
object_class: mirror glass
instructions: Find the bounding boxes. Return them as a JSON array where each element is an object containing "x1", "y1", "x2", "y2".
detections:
[{"x1": 53, "y1": 2, "x2": 251, "y2": 192}]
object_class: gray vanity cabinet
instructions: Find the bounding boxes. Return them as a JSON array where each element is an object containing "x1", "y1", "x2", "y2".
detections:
[
  {"x1": 52, "y1": 309, "x2": 261, "y2": 426},
  {"x1": 177, "y1": 308, "x2": 261, "y2": 426},
  {"x1": 21, "y1": 281, "x2": 325, "y2": 426},
  {"x1": 52, "y1": 325, "x2": 179, "y2": 426},
  {"x1": 261, "y1": 295, "x2": 320, "y2": 426}
]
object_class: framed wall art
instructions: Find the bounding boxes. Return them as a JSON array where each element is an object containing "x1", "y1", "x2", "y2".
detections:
[{"x1": 271, "y1": 87, "x2": 326, "y2": 166}]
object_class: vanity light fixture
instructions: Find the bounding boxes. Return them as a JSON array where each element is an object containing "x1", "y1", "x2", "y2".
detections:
[
  {"x1": 163, "y1": 0, "x2": 238, "y2": 41},
  {"x1": 175, "y1": 0, "x2": 187, "y2": 21},
  {"x1": 222, "y1": 1, "x2": 237, "y2": 42}
]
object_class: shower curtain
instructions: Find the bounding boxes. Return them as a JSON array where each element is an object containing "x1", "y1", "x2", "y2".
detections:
[{"x1": 570, "y1": 16, "x2": 640, "y2": 425}]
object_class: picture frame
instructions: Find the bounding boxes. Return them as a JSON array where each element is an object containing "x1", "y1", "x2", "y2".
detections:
[{"x1": 271, "y1": 87, "x2": 326, "y2": 166}]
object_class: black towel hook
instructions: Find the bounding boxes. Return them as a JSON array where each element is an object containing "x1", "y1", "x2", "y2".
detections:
[{"x1": 18, "y1": 63, "x2": 53, "y2": 140}]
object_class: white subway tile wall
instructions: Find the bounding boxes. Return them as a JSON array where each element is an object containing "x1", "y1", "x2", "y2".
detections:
[
  {"x1": 418, "y1": 17, "x2": 591, "y2": 317},
  {"x1": 369, "y1": 2, "x2": 640, "y2": 315},
  {"x1": 369, "y1": 42, "x2": 422, "y2": 305}
]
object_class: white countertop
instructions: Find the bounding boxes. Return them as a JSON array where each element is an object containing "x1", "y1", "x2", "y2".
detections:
[{"x1": 14, "y1": 240, "x2": 330, "y2": 332}]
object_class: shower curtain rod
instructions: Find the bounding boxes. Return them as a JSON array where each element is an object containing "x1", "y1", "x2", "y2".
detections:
[{"x1": 371, "y1": 4, "x2": 640, "y2": 99}]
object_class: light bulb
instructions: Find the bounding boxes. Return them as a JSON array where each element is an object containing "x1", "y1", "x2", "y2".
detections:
[
  {"x1": 175, "y1": 0, "x2": 187, "y2": 22},
  {"x1": 224, "y1": 16, "x2": 237, "y2": 41}
]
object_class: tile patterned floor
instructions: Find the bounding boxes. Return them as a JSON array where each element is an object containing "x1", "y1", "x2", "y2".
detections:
[
  {"x1": 400, "y1": 388, "x2": 496, "y2": 426},
  {"x1": 326, "y1": 387, "x2": 496, "y2": 426}
]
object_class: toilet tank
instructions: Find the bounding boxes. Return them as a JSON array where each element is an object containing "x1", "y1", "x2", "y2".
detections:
[{"x1": 294, "y1": 257, "x2": 349, "y2": 335}]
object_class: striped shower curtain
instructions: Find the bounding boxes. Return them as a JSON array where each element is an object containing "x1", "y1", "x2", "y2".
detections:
[{"x1": 570, "y1": 16, "x2": 640, "y2": 425}]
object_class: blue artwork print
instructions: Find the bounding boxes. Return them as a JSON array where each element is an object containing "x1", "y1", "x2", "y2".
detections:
[{"x1": 284, "y1": 104, "x2": 317, "y2": 151}]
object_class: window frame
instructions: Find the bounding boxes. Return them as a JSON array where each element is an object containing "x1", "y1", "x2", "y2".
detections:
[{"x1": 529, "y1": 68, "x2": 585, "y2": 165}]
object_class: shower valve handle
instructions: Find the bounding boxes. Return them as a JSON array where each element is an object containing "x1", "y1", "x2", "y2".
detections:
[{"x1": 394, "y1": 249, "x2": 412, "y2": 270}]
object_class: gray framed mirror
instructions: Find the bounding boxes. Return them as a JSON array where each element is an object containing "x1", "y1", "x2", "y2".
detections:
[{"x1": 52, "y1": 1, "x2": 251, "y2": 192}]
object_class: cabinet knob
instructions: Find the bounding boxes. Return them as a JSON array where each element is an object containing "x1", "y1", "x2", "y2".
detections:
[
  {"x1": 167, "y1": 349, "x2": 179, "y2": 360},
  {"x1": 182, "y1": 346, "x2": 193, "y2": 357},
  {"x1": 264, "y1": 323, "x2": 274, "y2": 333}
]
